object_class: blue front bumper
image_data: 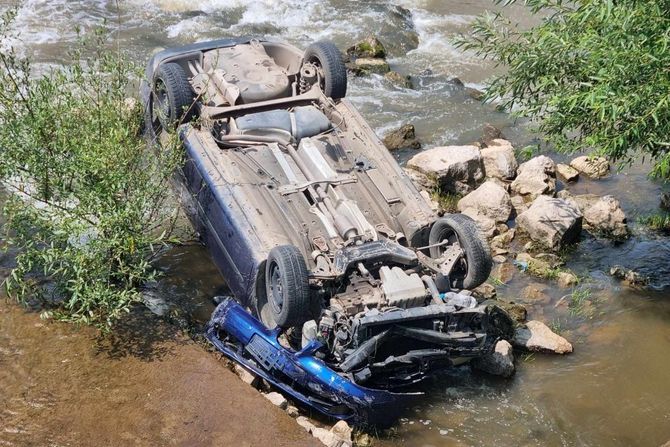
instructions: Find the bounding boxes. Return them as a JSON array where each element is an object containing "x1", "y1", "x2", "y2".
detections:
[{"x1": 205, "y1": 298, "x2": 411, "y2": 425}]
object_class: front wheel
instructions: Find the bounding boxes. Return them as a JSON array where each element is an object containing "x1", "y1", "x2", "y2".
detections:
[
  {"x1": 264, "y1": 245, "x2": 311, "y2": 328},
  {"x1": 429, "y1": 214, "x2": 492, "y2": 290},
  {"x1": 303, "y1": 41, "x2": 347, "y2": 100}
]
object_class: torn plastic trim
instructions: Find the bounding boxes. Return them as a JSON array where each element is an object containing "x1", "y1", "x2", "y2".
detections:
[{"x1": 205, "y1": 297, "x2": 413, "y2": 425}]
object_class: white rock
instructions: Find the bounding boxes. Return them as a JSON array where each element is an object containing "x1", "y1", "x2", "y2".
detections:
[
  {"x1": 406, "y1": 145, "x2": 484, "y2": 194},
  {"x1": 264, "y1": 391, "x2": 288, "y2": 410},
  {"x1": 296, "y1": 416, "x2": 316, "y2": 433},
  {"x1": 510, "y1": 195, "x2": 529, "y2": 215},
  {"x1": 312, "y1": 427, "x2": 350, "y2": 447},
  {"x1": 480, "y1": 139, "x2": 518, "y2": 180},
  {"x1": 330, "y1": 420, "x2": 353, "y2": 445},
  {"x1": 234, "y1": 364, "x2": 259, "y2": 387},
  {"x1": 556, "y1": 163, "x2": 579, "y2": 182},
  {"x1": 511, "y1": 155, "x2": 556, "y2": 200},
  {"x1": 512, "y1": 320, "x2": 573, "y2": 354},
  {"x1": 457, "y1": 180, "x2": 513, "y2": 224},
  {"x1": 516, "y1": 196, "x2": 582, "y2": 250},
  {"x1": 471, "y1": 340, "x2": 515, "y2": 377},
  {"x1": 582, "y1": 195, "x2": 628, "y2": 239},
  {"x1": 570, "y1": 155, "x2": 609, "y2": 178}
]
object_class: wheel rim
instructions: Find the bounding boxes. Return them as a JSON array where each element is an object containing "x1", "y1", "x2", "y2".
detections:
[
  {"x1": 268, "y1": 261, "x2": 284, "y2": 316},
  {"x1": 307, "y1": 56, "x2": 326, "y2": 94},
  {"x1": 437, "y1": 230, "x2": 469, "y2": 285},
  {"x1": 152, "y1": 78, "x2": 171, "y2": 129}
]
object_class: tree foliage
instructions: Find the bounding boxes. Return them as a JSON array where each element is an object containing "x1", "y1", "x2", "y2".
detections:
[
  {"x1": 457, "y1": 0, "x2": 670, "y2": 176},
  {"x1": 0, "y1": 9, "x2": 182, "y2": 328}
]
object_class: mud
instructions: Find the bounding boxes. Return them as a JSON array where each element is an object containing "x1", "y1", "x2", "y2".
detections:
[{"x1": 0, "y1": 301, "x2": 317, "y2": 447}]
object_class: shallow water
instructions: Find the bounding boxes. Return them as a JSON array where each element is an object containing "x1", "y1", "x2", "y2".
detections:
[{"x1": 1, "y1": 1, "x2": 669, "y2": 446}]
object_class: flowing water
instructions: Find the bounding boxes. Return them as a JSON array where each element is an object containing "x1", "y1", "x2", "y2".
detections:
[{"x1": 1, "y1": 1, "x2": 669, "y2": 446}]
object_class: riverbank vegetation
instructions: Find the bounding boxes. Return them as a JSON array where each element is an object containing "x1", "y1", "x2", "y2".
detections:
[
  {"x1": 0, "y1": 10, "x2": 182, "y2": 328},
  {"x1": 458, "y1": 0, "x2": 670, "y2": 177}
]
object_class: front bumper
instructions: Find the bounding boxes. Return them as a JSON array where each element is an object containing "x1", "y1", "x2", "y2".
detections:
[{"x1": 205, "y1": 298, "x2": 410, "y2": 425}]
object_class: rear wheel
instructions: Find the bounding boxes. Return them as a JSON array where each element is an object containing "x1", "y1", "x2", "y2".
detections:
[
  {"x1": 429, "y1": 214, "x2": 492, "y2": 289},
  {"x1": 263, "y1": 245, "x2": 311, "y2": 328},
  {"x1": 150, "y1": 62, "x2": 195, "y2": 132},
  {"x1": 303, "y1": 41, "x2": 347, "y2": 100}
]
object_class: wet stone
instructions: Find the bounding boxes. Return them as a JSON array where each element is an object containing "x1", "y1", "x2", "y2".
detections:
[
  {"x1": 471, "y1": 340, "x2": 515, "y2": 377},
  {"x1": 513, "y1": 320, "x2": 573, "y2": 354},
  {"x1": 382, "y1": 123, "x2": 421, "y2": 150},
  {"x1": 556, "y1": 163, "x2": 579, "y2": 182},
  {"x1": 570, "y1": 155, "x2": 610, "y2": 178},
  {"x1": 384, "y1": 70, "x2": 413, "y2": 88}
]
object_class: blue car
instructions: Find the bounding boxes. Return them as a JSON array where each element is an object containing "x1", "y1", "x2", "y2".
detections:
[{"x1": 141, "y1": 38, "x2": 513, "y2": 424}]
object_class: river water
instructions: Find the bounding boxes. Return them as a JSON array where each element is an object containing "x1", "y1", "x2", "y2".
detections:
[{"x1": 1, "y1": 1, "x2": 669, "y2": 446}]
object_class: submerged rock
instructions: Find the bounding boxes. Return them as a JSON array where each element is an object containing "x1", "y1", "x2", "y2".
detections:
[
  {"x1": 347, "y1": 35, "x2": 387, "y2": 58},
  {"x1": 471, "y1": 340, "x2": 515, "y2": 378},
  {"x1": 511, "y1": 155, "x2": 557, "y2": 199},
  {"x1": 494, "y1": 300, "x2": 527, "y2": 323},
  {"x1": 353, "y1": 57, "x2": 390, "y2": 74},
  {"x1": 382, "y1": 123, "x2": 421, "y2": 150},
  {"x1": 661, "y1": 192, "x2": 670, "y2": 211},
  {"x1": 481, "y1": 139, "x2": 519, "y2": 180},
  {"x1": 556, "y1": 163, "x2": 579, "y2": 182},
  {"x1": 557, "y1": 271, "x2": 579, "y2": 288},
  {"x1": 384, "y1": 70, "x2": 413, "y2": 88},
  {"x1": 516, "y1": 196, "x2": 583, "y2": 250},
  {"x1": 406, "y1": 145, "x2": 484, "y2": 194},
  {"x1": 512, "y1": 320, "x2": 573, "y2": 354},
  {"x1": 610, "y1": 265, "x2": 649, "y2": 286},
  {"x1": 473, "y1": 283, "x2": 497, "y2": 300},
  {"x1": 570, "y1": 155, "x2": 610, "y2": 178}
]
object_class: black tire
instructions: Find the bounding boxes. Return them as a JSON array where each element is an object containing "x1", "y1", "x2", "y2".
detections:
[
  {"x1": 429, "y1": 214, "x2": 492, "y2": 290},
  {"x1": 151, "y1": 62, "x2": 195, "y2": 131},
  {"x1": 264, "y1": 245, "x2": 311, "y2": 328},
  {"x1": 303, "y1": 41, "x2": 347, "y2": 100}
]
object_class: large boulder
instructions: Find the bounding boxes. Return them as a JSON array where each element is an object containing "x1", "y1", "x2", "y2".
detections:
[
  {"x1": 582, "y1": 195, "x2": 628, "y2": 239},
  {"x1": 480, "y1": 139, "x2": 518, "y2": 180},
  {"x1": 512, "y1": 320, "x2": 573, "y2": 354},
  {"x1": 382, "y1": 123, "x2": 421, "y2": 150},
  {"x1": 347, "y1": 36, "x2": 387, "y2": 59},
  {"x1": 458, "y1": 181, "x2": 512, "y2": 224},
  {"x1": 511, "y1": 155, "x2": 556, "y2": 199},
  {"x1": 471, "y1": 340, "x2": 515, "y2": 377},
  {"x1": 516, "y1": 195, "x2": 583, "y2": 250},
  {"x1": 406, "y1": 145, "x2": 484, "y2": 194},
  {"x1": 570, "y1": 155, "x2": 609, "y2": 178}
]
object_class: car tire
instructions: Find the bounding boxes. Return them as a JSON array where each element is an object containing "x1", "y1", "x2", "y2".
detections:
[
  {"x1": 428, "y1": 214, "x2": 492, "y2": 290},
  {"x1": 303, "y1": 41, "x2": 347, "y2": 100},
  {"x1": 265, "y1": 245, "x2": 311, "y2": 328},
  {"x1": 151, "y1": 62, "x2": 195, "y2": 131}
]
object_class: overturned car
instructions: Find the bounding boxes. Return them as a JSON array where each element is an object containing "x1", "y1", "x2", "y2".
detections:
[{"x1": 142, "y1": 38, "x2": 513, "y2": 424}]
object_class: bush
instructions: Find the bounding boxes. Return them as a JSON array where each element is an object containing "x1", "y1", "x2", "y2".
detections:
[
  {"x1": 457, "y1": 0, "x2": 670, "y2": 177},
  {"x1": 0, "y1": 10, "x2": 182, "y2": 328}
]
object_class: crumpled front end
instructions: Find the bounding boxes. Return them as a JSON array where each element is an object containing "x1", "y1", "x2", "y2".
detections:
[
  {"x1": 205, "y1": 297, "x2": 513, "y2": 425},
  {"x1": 205, "y1": 297, "x2": 408, "y2": 425}
]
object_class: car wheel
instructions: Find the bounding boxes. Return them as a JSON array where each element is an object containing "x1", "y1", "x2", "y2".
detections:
[
  {"x1": 265, "y1": 245, "x2": 311, "y2": 328},
  {"x1": 428, "y1": 214, "x2": 492, "y2": 290},
  {"x1": 303, "y1": 41, "x2": 347, "y2": 100},
  {"x1": 151, "y1": 62, "x2": 195, "y2": 131}
]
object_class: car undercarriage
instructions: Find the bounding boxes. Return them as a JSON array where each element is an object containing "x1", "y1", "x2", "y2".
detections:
[{"x1": 141, "y1": 37, "x2": 514, "y2": 424}]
